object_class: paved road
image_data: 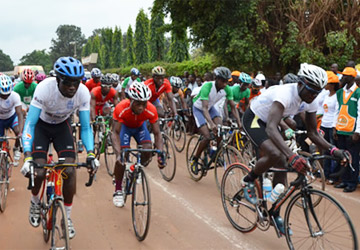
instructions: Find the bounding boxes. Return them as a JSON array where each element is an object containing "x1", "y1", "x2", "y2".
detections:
[{"x1": 1, "y1": 146, "x2": 359, "y2": 249}]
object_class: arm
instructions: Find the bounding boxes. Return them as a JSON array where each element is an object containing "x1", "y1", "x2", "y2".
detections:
[
  {"x1": 90, "y1": 92, "x2": 96, "y2": 121},
  {"x1": 242, "y1": 97, "x2": 249, "y2": 113},
  {"x1": 120, "y1": 89, "x2": 126, "y2": 100},
  {"x1": 15, "y1": 105, "x2": 24, "y2": 135},
  {"x1": 113, "y1": 92, "x2": 119, "y2": 106},
  {"x1": 111, "y1": 120, "x2": 122, "y2": 159},
  {"x1": 202, "y1": 100, "x2": 216, "y2": 130},
  {"x1": 166, "y1": 92, "x2": 178, "y2": 116},
  {"x1": 22, "y1": 105, "x2": 41, "y2": 158},
  {"x1": 79, "y1": 110, "x2": 94, "y2": 153},
  {"x1": 223, "y1": 99, "x2": 230, "y2": 121},
  {"x1": 180, "y1": 95, "x2": 188, "y2": 112},
  {"x1": 229, "y1": 100, "x2": 242, "y2": 129},
  {"x1": 151, "y1": 121, "x2": 163, "y2": 151}
]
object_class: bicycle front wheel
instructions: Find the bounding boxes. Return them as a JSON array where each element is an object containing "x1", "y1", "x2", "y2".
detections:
[
  {"x1": 132, "y1": 168, "x2": 151, "y2": 241},
  {"x1": 214, "y1": 145, "x2": 243, "y2": 192},
  {"x1": 0, "y1": 153, "x2": 9, "y2": 212},
  {"x1": 285, "y1": 189, "x2": 358, "y2": 250},
  {"x1": 185, "y1": 134, "x2": 204, "y2": 182},
  {"x1": 221, "y1": 163, "x2": 260, "y2": 233},
  {"x1": 170, "y1": 119, "x2": 186, "y2": 152},
  {"x1": 51, "y1": 200, "x2": 70, "y2": 249},
  {"x1": 104, "y1": 132, "x2": 115, "y2": 177},
  {"x1": 159, "y1": 133, "x2": 176, "y2": 182}
]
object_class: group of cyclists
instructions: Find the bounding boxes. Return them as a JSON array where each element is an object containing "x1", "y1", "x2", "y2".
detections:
[{"x1": 0, "y1": 55, "x2": 356, "y2": 244}]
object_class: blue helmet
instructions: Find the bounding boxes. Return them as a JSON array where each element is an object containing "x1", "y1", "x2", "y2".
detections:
[
  {"x1": 130, "y1": 68, "x2": 140, "y2": 76},
  {"x1": 0, "y1": 74, "x2": 13, "y2": 95},
  {"x1": 54, "y1": 56, "x2": 84, "y2": 79},
  {"x1": 239, "y1": 72, "x2": 252, "y2": 84}
]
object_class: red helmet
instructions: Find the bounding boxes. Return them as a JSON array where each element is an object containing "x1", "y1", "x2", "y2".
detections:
[{"x1": 22, "y1": 69, "x2": 35, "y2": 84}]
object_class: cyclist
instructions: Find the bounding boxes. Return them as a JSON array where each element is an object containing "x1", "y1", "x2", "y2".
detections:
[
  {"x1": 111, "y1": 73, "x2": 122, "y2": 94},
  {"x1": 111, "y1": 81, "x2": 165, "y2": 207},
  {"x1": 168, "y1": 76, "x2": 189, "y2": 116},
  {"x1": 249, "y1": 78, "x2": 262, "y2": 101},
  {"x1": 13, "y1": 69, "x2": 37, "y2": 113},
  {"x1": 48, "y1": 70, "x2": 56, "y2": 77},
  {"x1": 85, "y1": 68, "x2": 102, "y2": 92},
  {"x1": 120, "y1": 68, "x2": 141, "y2": 100},
  {"x1": 191, "y1": 67, "x2": 242, "y2": 175},
  {"x1": 229, "y1": 72, "x2": 252, "y2": 115},
  {"x1": 90, "y1": 74, "x2": 119, "y2": 121},
  {"x1": 35, "y1": 73, "x2": 46, "y2": 84},
  {"x1": 145, "y1": 66, "x2": 178, "y2": 118},
  {"x1": 241, "y1": 63, "x2": 349, "y2": 235},
  {"x1": 20, "y1": 57, "x2": 99, "y2": 239},
  {"x1": 0, "y1": 74, "x2": 24, "y2": 162}
]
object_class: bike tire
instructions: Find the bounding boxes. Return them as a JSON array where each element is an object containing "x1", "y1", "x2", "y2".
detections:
[
  {"x1": 170, "y1": 119, "x2": 186, "y2": 153},
  {"x1": 51, "y1": 200, "x2": 70, "y2": 250},
  {"x1": 0, "y1": 153, "x2": 9, "y2": 212},
  {"x1": 214, "y1": 145, "x2": 243, "y2": 192},
  {"x1": 284, "y1": 189, "x2": 358, "y2": 250},
  {"x1": 221, "y1": 163, "x2": 261, "y2": 233},
  {"x1": 41, "y1": 181, "x2": 51, "y2": 243},
  {"x1": 131, "y1": 168, "x2": 151, "y2": 241},
  {"x1": 159, "y1": 133, "x2": 176, "y2": 182},
  {"x1": 185, "y1": 134, "x2": 204, "y2": 181},
  {"x1": 104, "y1": 132, "x2": 115, "y2": 177}
]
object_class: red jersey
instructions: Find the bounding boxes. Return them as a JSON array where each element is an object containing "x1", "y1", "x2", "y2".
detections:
[
  {"x1": 113, "y1": 99, "x2": 158, "y2": 128},
  {"x1": 144, "y1": 78, "x2": 172, "y2": 103},
  {"x1": 85, "y1": 78, "x2": 101, "y2": 92},
  {"x1": 92, "y1": 86, "x2": 117, "y2": 115}
]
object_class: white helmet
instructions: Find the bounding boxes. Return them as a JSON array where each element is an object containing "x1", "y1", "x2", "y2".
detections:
[
  {"x1": 255, "y1": 73, "x2": 266, "y2": 81},
  {"x1": 128, "y1": 82, "x2": 152, "y2": 101},
  {"x1": 169, "y1": 76, "x2": 183, "y2": 88},
  {"x1": 297, "y1": 63, "x2": 327, "y2": 88},
  {"x1": 91, "y1": 68, "x2": 102, "y2": 78},
  {"x1": 0, "y1": 74, "x2": 13, "y2": 95}
]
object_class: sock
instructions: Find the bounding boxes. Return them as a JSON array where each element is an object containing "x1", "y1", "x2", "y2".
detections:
[
  {"x1": 64, "y1": 203, "x2": 72, "y2": 219},
  {"x1": 115, "y1": 180, "x2": 122, "y2": 192},
  {"x1": 243, "y1": 170, "x2": 258, "y2": 183},
  {"x1": 31, "y1": 194, "x2": 40, "y2": 204}
]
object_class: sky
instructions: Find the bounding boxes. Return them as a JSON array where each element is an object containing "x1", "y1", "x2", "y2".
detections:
[{"x1": 1, "y1": 0, "x2": 154, "y2": 64}]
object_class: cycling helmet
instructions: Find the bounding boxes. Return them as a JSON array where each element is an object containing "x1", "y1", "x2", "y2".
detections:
[
  {"x1": 214, "y1": 67, "x2": 231, "y2": 80},
  {"x1": 283, "y1": 73, "x2": 299, "y2": 84},
  {"x1": 128, "y1": 81, "x2": 152, "y2": 101},
  {"x1": 255, "y1": 73, "x2": 266, "y2": 81},
  {"x1": 111, "y1": 73, "x2": 120, "y2": 82},
  {"x1": 130, "y1": 68, "x2": 140, "y2": 76},
  {"x1": 297, "y1": 63, "x2": 327, "y2": 88},
  {"x1": 239, "y1": 72, "x2": 252, "y2": 84},
  {"x1": 91, "y1": 68, "x2": 102, "y2": 78},
  {"x1": 152, "y1": 66, "x2": 166, "y2": 76},
  {"x1": 22, "y1": 69, "x2": 35, "y2": 84},
  {"x1": 54, "y1": 57, "x2": 84, "y2": 79},
  {"x1": 35, "y1": 73, "x2": 46, "y2": 82},
  {"x1": 49, "y1": 70, "x2": 56, "y2": 77},
  {"x1": 0, "y1": 74, "x2": 13, "y2": 95},
  {"x1": 82, "y1": 77, "x2": 87, "y2": 81},
  {"x1": 251, "y1": 78, "x2": 262, "y2": 87},
  {"x1": 169, "y1": 76, "x2": 183, "y2": 88},
  {"x1": 100, "y1": 73, "x2": 113, "y2": 85}
]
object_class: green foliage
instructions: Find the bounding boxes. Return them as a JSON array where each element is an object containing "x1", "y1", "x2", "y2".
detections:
[
  {"x1": 111, "y1": 26, "x2": 123, "y2": 68},
  {"x1": 81, "y1": 40, "x2": 92, "y2": 57},
  {"x1": 135, "y1": 9, "x2": 149, "y2": 64},
  {"x1": 149, "y1": 11, "x2": 165, "y2": 61},
  {"x1": 0, "y1": 49, "x2": 14, "y2": 71},
  {"x1": 126, "y1": 25, "x2": 135, "y2": 66},
  {"x1": 19, "y1": 49, "x2": 52, "y2": 73},
  {"x1": 168, "y1": 29, "x2": 189, "y2": 63},
  {"x1": 91, "y1": 35, "x2": 101, "y2": 54},
  {"x1": 280, "y1": 22, "x2": 302, "y2": 67}
]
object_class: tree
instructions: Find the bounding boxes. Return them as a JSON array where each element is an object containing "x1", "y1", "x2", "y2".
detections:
[
  {"x1": 99, "y1": 28, "x2": 113, "y2": 69},
  {"x1": 50, "y1": 25, "x2": 86, "y2": 61},
  {"x1": 126, "y1": 25, "x2": 135, "y2": 66},
  {"x1": 19, "y1": 49, "x2": 52, "y2": 73},
  {"x1": 0, "y1": 50, "x2": 13, "y2": 71},
  {"x1": 168, "y1": 29, "x2": 189, "y2": 63},
  {"x1": 111, "y1": 26, "x2": 123, "y2": 68},
  {"x1": 92, "y1": 35, "x2": 101, "y2": 54},
  {"x1": 149, "y1": 10, "x2": 165, "y2": 61},
  {"x1": 135, "y1": 9, "x2": 149, "y2": 64},
  {"x1": 81, "y1": 40, "x2": 92, "y2": 57}
]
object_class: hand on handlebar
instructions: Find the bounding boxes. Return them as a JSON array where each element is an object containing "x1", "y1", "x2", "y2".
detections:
[
  {"x1": 330, "y1": 147, "x2": 353, "y2": 168},
  {"x1": 288, "y1": 154, "x2": 309, "y2": 175},
  {"x1": 21, "y1": 156, "x2": 34, "y2": 177},
  {"x1": 86, "y1": 153, "x2": 100, "y2": 175}
]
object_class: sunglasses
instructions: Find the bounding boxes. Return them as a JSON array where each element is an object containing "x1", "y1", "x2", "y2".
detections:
[
  {"x1": 299, "y1": 78, "x2": 321, "y2": 94},
  {"x1": 101, "y1": 84, "x2": 112, "y2": 87},
  {"x1": 59, "y1": 78, "x2": 80, "y2": 87}
]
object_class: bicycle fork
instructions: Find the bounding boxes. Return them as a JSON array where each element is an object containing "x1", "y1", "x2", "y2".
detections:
[{"x1": 300, "y1": 189, "x2": 324, "y2": 237}]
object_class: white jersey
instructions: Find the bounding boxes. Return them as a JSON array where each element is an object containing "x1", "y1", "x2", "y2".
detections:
[
  {"x1": 250, "y1": 83, "x2": 318, "y2": 123},
  {"x1": 30, "y1": 78, "x2": 90, "y2": 124},
  {"x1": 0, "y1": 92, "x2": 21, "y2": 119}
]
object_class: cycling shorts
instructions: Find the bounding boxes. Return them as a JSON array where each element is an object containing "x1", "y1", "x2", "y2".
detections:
[
  {"x1": 32, "y1": 118, "x2": 75, "y2": 160},
  {"x1": 120, "y1": 122, "x2": 152, "y2": 148},
  {"x1": 0, "y1": 113, "x2": 18, "y2": 137},
  {"x1": 242, "y1": 108, "x2": 269, "y2": 148},
  {"x1": 192, "y1": 106, "x2": 220, "y2": 128}
]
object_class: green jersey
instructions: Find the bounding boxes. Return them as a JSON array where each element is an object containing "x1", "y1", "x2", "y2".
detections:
[{"x1": 13, "y1": 81, "x2": 37, "y2": 104}]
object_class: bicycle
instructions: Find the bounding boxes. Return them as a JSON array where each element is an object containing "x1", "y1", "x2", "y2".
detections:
[
  {"x1": 71, "y1": 122, "x2": 84, "y2": 162},
  {"x1": 221, "y1": 154, "x2": 358, "y2": 250},
  {"x1": 0, "y1": 135, "x2": 21, "y2": 212},
  {"x1": 28, "y1": 158, "x2": 95, "y2": 250},
  {"x1": 94, "y1": 115, "x2": 115, "y2": 177},
  {"x1": 186, "y1": 124, "x2": 243, "y2": 191},
  {"x1": 120, "y1": 148, "x2": 161, "y2": 241},
  {"x1": 168, "y1": 116, "x2": 187, "y2": 153}
]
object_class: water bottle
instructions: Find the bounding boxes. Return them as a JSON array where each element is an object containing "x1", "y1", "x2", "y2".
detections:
[
  {"x1": 269, "y1": 183, "x2": 285, "y2": 203},
  {"x1": 46, "y1": 181, "x2": 55, "y2": 203},
  {"x1": 209, "y1": 146, "x2": 217, "y2": 158},
  {"x1": 262, "y1": 177, "x2": 272, "y2": 201}
]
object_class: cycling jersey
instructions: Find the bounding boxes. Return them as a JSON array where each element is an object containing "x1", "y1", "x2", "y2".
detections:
[
  {"x1": 145, "y1": 78, "x2": 172, "y2": 104},
  {"x1": 121, "y1": 76, "x2": 141, "y2": 94},
  {"x1": 91, "y1": 86, "x2": 117, "y2": 115},
  {"x1": 113, "y1": 99, "x2": 158, "y2": 128},
  {"x1": 0, "y1": 92, "x2": 21, "y2": 119},
  {"x1": 250, "y1": 83, "x2": 317, "y2": 123},
  {"x1": 13, "y1": 81, "x2": 37, "y2": 104},
  {"x1": 85, "y1": 78, "x2": 101, "y2": 92},
  {"x1": 231, "y1": 85, "x2": 250, "y2": 103},
  {"x1": 193, "y1": 81, "x2": 233, "y2": 110}
]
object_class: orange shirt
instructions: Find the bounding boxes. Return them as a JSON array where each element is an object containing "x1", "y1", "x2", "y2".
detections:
[
  {"x1": 145, "y1": 78, "x2": 172, "y2": 103},
  {"x1": 85, "y1": 78, "x2": 101, "y2": 92}
]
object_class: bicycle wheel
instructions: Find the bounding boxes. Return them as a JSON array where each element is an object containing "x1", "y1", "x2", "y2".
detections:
[
  {"x1": 132, "y1": 168, "x2": 151, "y2": 241},
  {"x1": 104, "y1": 132, "x2": 115, "y2": 177},
  {"x1": 51, "y1": 200, "x2": 69, "y2": 249},
  {"x1": 159, "y1": 133, "x2": 176, "y2": 182},
  {"x1": 0, "y1": 154, "x2": 9, "y2": 212},
  {"x1": 214, "y1": 145, "x2": 243, "y2": 192},
  {"x1": 285, "y1": 189, "x2": 358, "y2": 250},
  {"x1": 221, "y1": 163, "x2": 261, "y2": 233},
  {"x1": 170, "y1": 119, "x2": 186, "y2": 152},
  {"x1": 185, "y1": 134, "x2": 204, "y2": 181}
]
